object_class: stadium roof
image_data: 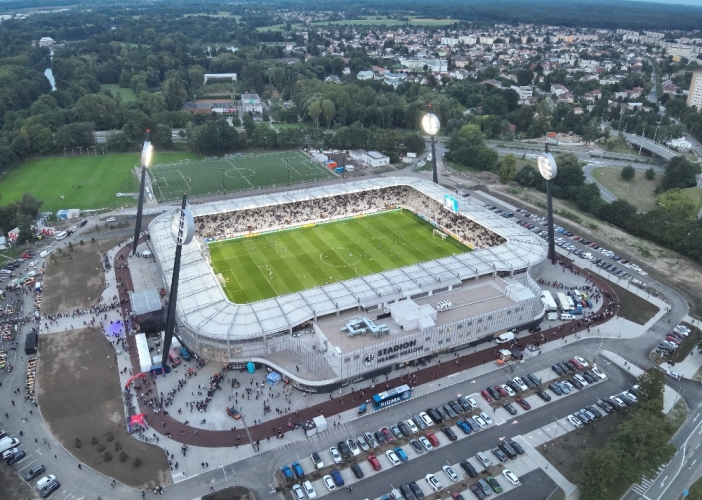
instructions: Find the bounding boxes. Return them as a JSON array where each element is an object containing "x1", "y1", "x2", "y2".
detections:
[{"x1": 149, "y1": 176, "x2": 546, "y2": 340}]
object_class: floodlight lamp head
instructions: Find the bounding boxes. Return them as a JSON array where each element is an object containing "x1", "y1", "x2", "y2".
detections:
[
  {"x1": 537, "y1": 151, "x2": 557, "y2": 180},
  {"x1": 421, "y1": 113, "x2": 440, "y2": 136},
  {"x1": 141, "y1": 141, "x2": 153, "y2": 168},
  {"x1": 170, "y1": 207, "x2": 194, "y2": 246}
]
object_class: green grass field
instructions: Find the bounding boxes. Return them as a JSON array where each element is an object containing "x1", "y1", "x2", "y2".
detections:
[
  {"x1": 100, "y1": 84, "x2": 138, "y2": 103},
  {"x1": 0, "y1": 151, "x2": 196, "y2": 213},
  {"x1": 148, "y1": 150, "x2": 335, "y2": 202},
  {"x1": 209, "y1": 209, "x2": 470, "y2": 303}
]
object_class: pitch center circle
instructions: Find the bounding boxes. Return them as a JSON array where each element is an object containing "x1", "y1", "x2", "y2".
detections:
[{"x1": 320, "y1": 248, "x2": 361, "y2": 267}]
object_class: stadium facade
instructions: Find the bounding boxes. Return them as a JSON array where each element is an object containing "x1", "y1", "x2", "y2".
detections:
[{"x1": 149, "y1": 177, "x2": 547, "y2": 392}]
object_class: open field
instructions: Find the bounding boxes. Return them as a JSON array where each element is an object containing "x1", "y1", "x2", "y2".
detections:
[
  {"x1": 0, "y1": 152, "x2": 196, "y2": 213},
  {"x1": 209, "y1": 209, "x2": 471, "y2": 303},
  {"x1": 148, "y1": 150, "x2": 335, "y2": 202},
  {"x1": 100, "y1": 84, "x2": 137, "y2": 103},
  {"x1": 592, "y1": 167, "x2": 659, "y2": 213},
  {"x1": 37, "y1": 328, "x2": 171, "y2": 489},
  {"x1": 608, "y1": 281, "x2": 660, "y2": 326}
]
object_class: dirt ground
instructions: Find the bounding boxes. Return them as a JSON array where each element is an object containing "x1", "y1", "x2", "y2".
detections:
[
  {"x1": 42, "y1": 237, "x2": 120, "y2": 315},
  {"x1": 202, "y1": 485, "x2": 255, "y2": 500},
  {"x1": 36, "y1": 327, "x2": 170, "y2": 489},
  {"x1": 0, "y1": 462, "x2": 41, "y2": 499},
  {"x1": 483, "y1": 182, "x2": 702, "y2": 316}
]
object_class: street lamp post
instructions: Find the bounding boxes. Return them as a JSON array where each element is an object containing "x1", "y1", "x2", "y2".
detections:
[
  {"x1": 422, "y1": 113, "x2": 440, "y2": 184},
  {"x1": 537, "y1": 144, "x2": 558, "y2": 265},
  {"x1": 160, "y1": 195, "x2": 195, "y2": 368},
  {"x1": 132, "y1": 137, "x2": 153, "y2": 256}
]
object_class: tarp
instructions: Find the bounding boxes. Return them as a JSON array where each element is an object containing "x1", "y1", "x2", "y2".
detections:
[
  {"x1": 124, "y1": 372, "x2": 146, "y2": 390},
  {"x1": 266, "y1": 371, "x2": 281, "y2": 386},
  {"x1": 246, "y1": 362, "x2": 255, "y2": 373},
  {"x1": 128, "y1": 413, "x2": 149, "y2": 433}
]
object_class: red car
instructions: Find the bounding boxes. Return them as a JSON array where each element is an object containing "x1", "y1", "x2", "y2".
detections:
[
  {"x1": 426, "y1": 432, "x2": 440, "y2": 447},
  {"x1": 569, "y1": 358, "x2": 584, "y2": 370},
  {"x1": 495, "y1": 386, "x2": 509, "y2": 398},
  {"x1": 381, "y1": 427, "x2": 394, "y2": 443},
  {"x1": 666, "y1": 336, "x2": 682, "y2": 345},
  {"x1": 367, "y1": 454, "x2": 382, "y2": 471},
  {"x1": 515, "y1": 397, "x2": 531, "y2": 410},
  {"x1": 480, "y1": 390, "x2": 494, "y2": 403},
  {"x1": 21, "y1": 253, "x2": 33, "y2": 259}
]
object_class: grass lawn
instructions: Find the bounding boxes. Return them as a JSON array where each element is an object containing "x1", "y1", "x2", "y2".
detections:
[
  {"x1": 100, "y1": 84, "x2": 138, "y2": 103},
  {"x1": 209, "y1": 209, "x2": 470, "y2": 303},
  {"x1": 0, "y1": 151, "x2": 196, "y2": 213},
  {"x1": 608, "y1": 281, "x2": 660, "y2": 325},
  {"x1": 592, "y1": 167, "x2": 659, "y2": 213},
  {"x1": 149, "y1": 150, "x2": 334, "y2": 202}
]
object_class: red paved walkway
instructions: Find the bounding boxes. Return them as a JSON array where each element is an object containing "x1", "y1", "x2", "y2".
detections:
[{"x1": 115, "y1": 243, "x2": 618, "y2": 449}]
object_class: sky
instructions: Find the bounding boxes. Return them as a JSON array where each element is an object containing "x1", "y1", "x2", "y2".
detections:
[{"x1": 629, "y1": 0, "x2": 702, "y2": 5}]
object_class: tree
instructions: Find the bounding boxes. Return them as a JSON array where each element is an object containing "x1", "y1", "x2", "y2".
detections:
[
  {"x1": 55, "y1": 122, "x2": 94, "y2": 149},
  {"x1": 162, "y1": 78, "x2": 188, "y2": 112},
  {"x1": 553, "y1": 153, "x2": 585, "y2": 189},
  {"x1": 308, "y1": 100, "x2": 322, "y2": 127},
  {"x1": 73, "y1": 94, "x2": 119, "y2": 130},
  {"x1": 516, "y1": 69, "x2": 535, "y2": 86},
  {"x1": 621, "y1": 165, "x2": 635, "y2": 181},
  {"x1": 575, "y1": 448, "x2": 621, "y2": 500},
  {"x1": 645, "y1": 167, "x2": 656, "y2": 180},
  {"x1": 498, "y1": 154, "x2": 517, "y2": 183},
  {"x1": 661, "y1": 156, "x2": 700, "y2": 191},
  {"x1": 514, "y1": 164, "x2": 543, "y2": 189},
  {"x1": 19, "y1": 193, "x2": 42, "y2": 218},
  {"x1": 242, "y1": 114, "x2": 256, "y2": 137},
  {"x1": 321, "y1": 99, "x2": 336, "y2": 128},
  {"x1": 656, "y1": 189, "x2": 695, "y2": 221}
]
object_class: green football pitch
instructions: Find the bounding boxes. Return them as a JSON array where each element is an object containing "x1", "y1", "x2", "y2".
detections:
[
  {"x1": 148, "y1": 150, "x2": 335, "y2": 202},
  {"x1": 208, "y1": 209, "x2": 471, "y2": 303}
]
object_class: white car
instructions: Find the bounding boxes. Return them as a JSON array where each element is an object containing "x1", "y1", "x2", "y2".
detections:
[
  {"x1": 405, "y1": 419, "x2": 418, "y2": 433},
  {"x1": 512, "y1": 377, "x2": 528, "y2": 392},
  {"x1": 622, "y1": 391, "x2": 638, "y2": 403},
  {"x1": 480, "y1": 412, "x2": 494, "y2": 426},
  {"x1": 466, "y1": 396, "x2": 478, "y2": 409},
  {"x1": 425, "y1": 473, "x2": 443, "y2": 492},
  {"x1": 419, "y1": 412, "x2": 433, "y2": 427},
  {"x1": 591, "y1": 367, "x2": 607, "y2": 380},
  {"x1": 323, "y1": 475, "x2": 336, "y2": 491},
  {"x1": 502, "y1": 469, "x2": 520, "y2": 486},
  {"x1": 36, "y1": 475, "x2": 56, "y2": 490},
  {"x1": 385, "y1": 450, "x2": 401, "y2": 466},
  {"x1": 473, "y1": 415, "x2": 487, "y2": 428},
  {"x1": 105, "y1": 217, "x2": 117, "y2": 222},
  {"x1": 303, "y1": 480, "x2": 317, "y2": 498},
  {"x1": 292, "y1": 484, "x2": 305, "y2": 499},
  {"x1": 347, "y1": 439, "x2": 361, "y2": 456},
  {"x1": 574, "y1": 356, "x2": 589, "y2": 368},
  {"x1": 329, "y1": 447, "x2": 342, "y2": 464},
  {"x1": 561, "y1": 381, "x2": 576, "y2": 392},
  {"x1": 674, "y1": 325, "x2": 690, "y2": 336},
  {"x1": 567, "y1": 415, "x2": 583, "y2": 428},
  {"x1": 501, "y1": 384, "x2": 516, "y2": 397},
  {"x1": 667, "y1": 370, "x2": 683, "y2": 381},
  {"x1": 29, "y1": 260, "x2": 38, "y2": 268},
  {"x1": 418, "y1": 436, "x2": 433, "y2": 451},
  {"x1": 442, "y1": 464, "x2": 458, "y2": 482},
  {"x1": 574, "y1": 374, "x2": 589, "y2": 386}
]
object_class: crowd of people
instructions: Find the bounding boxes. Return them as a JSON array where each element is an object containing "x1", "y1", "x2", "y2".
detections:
[{"x1": 195, "y1": 185, "x2": 505, "y2": 250}]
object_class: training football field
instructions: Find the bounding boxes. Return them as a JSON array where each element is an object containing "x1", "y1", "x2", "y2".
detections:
[
  {"x1": 148, "y1": 150, "x2": 335, "y2": 202},
  {"x1": 208, "y1": 210, "x2": 471, "y2": 303}
]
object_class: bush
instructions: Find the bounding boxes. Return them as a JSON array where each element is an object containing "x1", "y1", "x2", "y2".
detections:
[
  {"x1": 621, "y1": 165, "x2": 635, "y2": 181},
  {"x1": 90, "y1": 436, "x2": 99, "y2": 445},
  {"x1": 645, "y1": 167, "x2": 656, "y2": 180},
  {"x1": 79, "y1": 240, "x2": 85, "y2": 245},
  {"x1": 103, "y1": 452, "x2": 113, "y2": 462},
  {"x1": 119, "y1": 451, "x2": 129, "y2": 462},
  {"x1": 134, "y1": 458, "x2": 143, "y2": 468},
  {"x1": 114, "y1": 441, "x2": 122, "y2": 451},
  {"x1": 97, "y1": 443, "x2": 106, "y2": 452},
  {"x1": 74, "y1": 438, "x2": 83, "y2": 448},
  {"x1": 106, "y1": 431, "x2": 115, "y2": 442}
]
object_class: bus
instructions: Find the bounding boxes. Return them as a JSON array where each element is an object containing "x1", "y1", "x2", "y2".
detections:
[
  {"x1": 371, "y1": 384, "x2": 412, "y2": 410},
  {"x1": 556, "y1": 292, "x2": 570, "y2": 312},
  {"x1": 540, "y1": 291, "x2": 558, "y2": 312}
]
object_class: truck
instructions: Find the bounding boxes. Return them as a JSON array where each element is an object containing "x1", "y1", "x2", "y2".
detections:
[
  {"x1": 540, "y1": 291, "x2": 558, "y2": 312},
  {"x1": 495, "y1": 331, "x2": 515, "y2": 344},
  {"x1": 179, "y1": 347, "x2": 191, "y2": 361},
  {"x1": 556, "y1": 292, "x2": 570, "y2": 312}
]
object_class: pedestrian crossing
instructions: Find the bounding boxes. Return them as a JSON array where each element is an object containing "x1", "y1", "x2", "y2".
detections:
[{"x1": 631, "y1": 465, "x2": 666, "y2": 496}]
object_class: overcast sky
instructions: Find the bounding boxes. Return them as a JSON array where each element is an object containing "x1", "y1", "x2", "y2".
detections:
[{"x1": 629, "y1": 0, "x2": 702, "y2": 5}]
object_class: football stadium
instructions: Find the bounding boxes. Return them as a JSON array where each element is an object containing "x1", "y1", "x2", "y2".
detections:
[{"x1": 149, "y1": 177, "x2": 547, "y2": 391}]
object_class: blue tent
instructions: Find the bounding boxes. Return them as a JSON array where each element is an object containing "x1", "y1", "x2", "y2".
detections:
[
  {"x1": 246, "y1": 362, "x2": 255, "y2": 373},
  {"x1": 266, "y1": 371, "x2": 281, "y2": 387}
]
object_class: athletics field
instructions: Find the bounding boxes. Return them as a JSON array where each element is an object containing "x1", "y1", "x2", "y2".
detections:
[
  {"x1": 148, "y1": 150, "x2": 335, "y2": 202},
  {"x1": 208, "y1": 209, "x2": 471, "y2": 303}
]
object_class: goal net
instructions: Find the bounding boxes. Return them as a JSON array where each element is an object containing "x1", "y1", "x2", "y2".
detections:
[{"x1": 432, "y1": 229, "x2": 448, "y2": 240}]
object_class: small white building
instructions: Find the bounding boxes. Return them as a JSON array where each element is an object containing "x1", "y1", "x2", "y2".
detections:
[
  {"x1": 38, "y1": 37, "x2": 55, "y2": 48},
  {"x1": 389, "y1": 299, "x2": 437, "y2": 332},
  {"x1": 241, "y1": 93, "x2": 263, "y2": 114},
  {"x1": 357, "y1": 70, "x2": 375, "y2": 80},
  {"x1": 362, "y1": 151, "x2": 390, "y2": 167}
]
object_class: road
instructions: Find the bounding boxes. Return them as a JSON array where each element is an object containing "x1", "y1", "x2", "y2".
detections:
[{"x1": 622, "y1": 132, "x2": 678, "y2": 161}]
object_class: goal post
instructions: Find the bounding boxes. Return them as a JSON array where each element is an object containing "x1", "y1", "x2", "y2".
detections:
[{"x1": 432, "y1": 228, "x2": 448, "y2": 240}]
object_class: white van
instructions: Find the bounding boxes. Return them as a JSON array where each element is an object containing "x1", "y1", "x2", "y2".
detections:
[
  {"x1": 560, "y1": 313, "x2": 574, "y2": 320},
  {"x1": 55, "y1": 231, "x2": 67, "y2": 241},
  {"x1": 344, "y1": 165, "x2": 355, "y2": 172},
  {"x1": 495, "y1": 331, "x2": 515, "y2": 344},
  {"x1": 0, "y1": 436, "x2": 20, "y2": 453}
]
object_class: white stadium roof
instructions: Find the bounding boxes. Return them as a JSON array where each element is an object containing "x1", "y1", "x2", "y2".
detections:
[{"x1": 149, "y1": 176, "x2": 546, "y2": 340}]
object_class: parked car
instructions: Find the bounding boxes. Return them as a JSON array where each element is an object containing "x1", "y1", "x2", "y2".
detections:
[
  {"x1": 329, "y1": 447, "x2": 342, "y2": 464},
  {"x1": 350, "y1": 462, "x2": 364, "y2": 479},
  {"x1": 441, "y1": 426, "x2": 457, "y2": 441},
  {"x1": 486, "y1": 476, "x2": 503, "y2": 493},
  {"x1": 502, "y1": 469, "x2": 520, "y2": 486},
  {"x1": 443, "y1": 464, "x2": 459, "y2": 482},
  {"x1": 410, "y1": 439, "x2": 424, "y2": 454},
  {"x1": 394, "y1": 446, "x2": 408, "y2": 462},
  {"x1": 385, "y1": 450, "x2": 401, "y2": 466},
  {"x1": 426, "y1": 432, "x2": 440, "y2": 447},
  {"x1": 503, "y1": 403, "x2": 518, "y2": 415},
  {"x1": 491, "y1": 447, "x2": 508, "y2": 463},
  {"x1": 480, "y1": 412, "x2": 494, "y2": 426},
  {"x1": 330, "y1": 469, "x2": 344, "y2": 487},
  {"x1": 515, "y1": 397, "x2": 531, "y2": 410},
  {"x1": 367, "y1": 454, "x2": 381, "y2": 471},
  {"x1": 346, "y1": 439, "x2": 360, "y2": 456},
  {"x1": 507, "y1": 439, "x2": 525, "y2": 455},
  {"x1": 536, "y1": 389, "x2": 551, "y2": 402},
  {"x1": 460, "y1": 460, "x2": 478, "y2": 477},
  {"x1": 24, "y1": 465, "x2": 45, "y2": 481}
]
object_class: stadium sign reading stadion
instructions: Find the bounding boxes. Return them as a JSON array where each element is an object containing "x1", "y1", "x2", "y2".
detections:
[{"x1": 376, "y1": 340, "x2": 422, "y2": 364}]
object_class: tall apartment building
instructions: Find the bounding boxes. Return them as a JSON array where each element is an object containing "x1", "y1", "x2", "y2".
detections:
[{"x1": 687, "y1": 70, "x2": 702, "y2": 110}]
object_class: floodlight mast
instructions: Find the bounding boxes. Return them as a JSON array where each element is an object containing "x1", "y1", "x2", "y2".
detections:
[
  {"x1": 539, "y1": 143, "x2": 557, "y2": 264},
  {"x1": 132, "y1": 132, "x2": 153, "y2": 256},
  {"x1": 421, "y1": 113, "x2": 440, "y2": 184}
]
